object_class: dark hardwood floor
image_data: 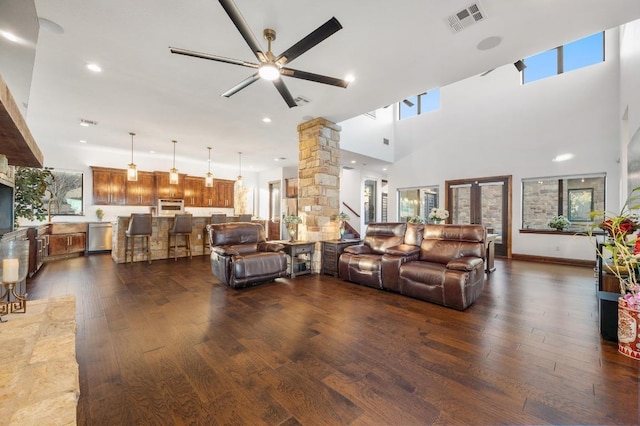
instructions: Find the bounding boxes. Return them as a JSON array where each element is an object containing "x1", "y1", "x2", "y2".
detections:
[{"x1": 25, "y1": 254, "x2": 639, "y2": 425}]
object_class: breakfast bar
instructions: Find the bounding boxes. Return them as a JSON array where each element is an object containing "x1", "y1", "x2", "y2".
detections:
[{"x1": 111, "y1": 215, "x2": 266, "y2": 263}]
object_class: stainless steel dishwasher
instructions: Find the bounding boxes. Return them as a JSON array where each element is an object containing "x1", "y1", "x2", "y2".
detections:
[{"x1": 87, "y1": 222, "x2": 113, "y2": 253}]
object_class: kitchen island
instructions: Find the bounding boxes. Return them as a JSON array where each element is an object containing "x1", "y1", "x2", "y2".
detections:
[{"x1": 111, "y1": 215, "x2": 266, "y2": 263}]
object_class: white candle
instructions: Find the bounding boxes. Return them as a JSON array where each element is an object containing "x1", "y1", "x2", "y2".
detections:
[{"x1": 2, "y1": 258, "x2": 19, "y2": 283}]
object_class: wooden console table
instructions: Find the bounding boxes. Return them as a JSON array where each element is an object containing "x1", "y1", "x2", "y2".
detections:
[{"x1": 0, "y1": 295, "x2": 79, "y2": 425}]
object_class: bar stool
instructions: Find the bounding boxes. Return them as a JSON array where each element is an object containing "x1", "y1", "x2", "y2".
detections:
[
  {"x1": 238, "y1": 214, "x2": 252, "y2": 222},
  {"x1": 125, "y1": 213, "x2": 152, "y2": 264},
  {"x1": 168, "y1": 213, "x2": 193, "y2": 260}
]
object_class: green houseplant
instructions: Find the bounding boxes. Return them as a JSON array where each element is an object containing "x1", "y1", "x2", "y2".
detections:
[
  {"x1": 548, "y1": 215, "x2": 571, "y2": 230},
  {"x1": 334, "y1": 211, "x2": 350, "y2": 240},
  {"x1": 14, "y1": 166, "x2": 53, "y2": 227}
]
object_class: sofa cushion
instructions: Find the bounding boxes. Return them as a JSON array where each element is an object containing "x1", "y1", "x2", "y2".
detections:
[
  {"x1": 364, "y1": 222, "x2": 407, "y2": 255},
  {"x1": 232, "y1": 252, "x2": 287, "y2": 279},
  {"x1": 209, "y1": 223, "x2": 265, "y2": 246}
]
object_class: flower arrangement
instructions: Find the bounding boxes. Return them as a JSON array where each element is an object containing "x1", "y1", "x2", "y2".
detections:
[
  {"x1": 548, "y1": 215, "x2": 571, "y2": 230},
  {"x1": 334, "y1": 212, "x2": 350, "y2": 222},
  {"x1": 428, "y1": 208, "x2": 449, "y2": 223},
  {"x1": 283, "y1": 215, "x2": 302, "y2": 224},
  {"x1": 589, "y1": 187, "x2": 640, "y2": 310},
  {"x1": 407, "y1": 216, "x2": 425, "y2": 224},
  {"x1": 334, "y1": 212, "x2": 350, "y2": 239}
]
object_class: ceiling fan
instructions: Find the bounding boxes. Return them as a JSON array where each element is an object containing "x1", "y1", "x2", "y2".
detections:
[{"x1": 169, "y1": 0, "x2": 350, "y2": 108}]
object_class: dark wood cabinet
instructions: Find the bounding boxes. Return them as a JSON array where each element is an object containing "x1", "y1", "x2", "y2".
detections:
[
  {"x1": 126, "y1": 171, "x2": 155, "y2": 206},
  {"x1": 48, "y1": 233, "x2": 85, "y2": 256},
  {"x1": 321, "y1": 239, "x2": 361, "y2": 277},
  {"x1": 184, "y1": 176, "x2": 204, "y2": 207},
  {"x1": 215, "y1": 179, "x2": 235, "y2": 208},
  {"x1": 155, "y1": 171, "x2": 185, "y2": 199},
  {"x1": 92, "y1": 167, "x2": 127, "y2": 205}
]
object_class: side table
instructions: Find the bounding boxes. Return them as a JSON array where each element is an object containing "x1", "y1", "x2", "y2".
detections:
[
  {"x1": 321, "y1": 239, "x2": 362, "y2": 277},
  {"x1": 279, "y1": 241, "x2": 315, "y2": 278}
]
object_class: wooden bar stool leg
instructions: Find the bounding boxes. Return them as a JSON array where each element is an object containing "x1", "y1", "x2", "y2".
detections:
[{"x1": 146, "y1": 235, "x2": 151, "y2": 264}]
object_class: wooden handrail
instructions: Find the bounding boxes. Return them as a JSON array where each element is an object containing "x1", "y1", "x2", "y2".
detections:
[{"x1": 341, "y1": 202, "x2": 360, "y2": 218}]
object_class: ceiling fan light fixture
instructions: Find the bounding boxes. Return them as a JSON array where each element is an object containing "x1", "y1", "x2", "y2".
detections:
[{"x1": 258, "y1": 63, "x2": 280, "y2": 80}]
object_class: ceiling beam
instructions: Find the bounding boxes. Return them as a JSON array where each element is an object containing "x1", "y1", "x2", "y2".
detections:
[{"x1": 0, "y1": 72, "x2": 43, "y2": 167}]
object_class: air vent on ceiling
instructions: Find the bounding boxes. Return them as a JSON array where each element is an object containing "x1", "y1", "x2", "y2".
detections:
[
  {"x1": 445, "y1": 3, "x2": 485, "y2": 33},
  {"x1": 364, "y1": 111, "x2": 376, "y2": 119},
  {"x1": 294, "y1": 95, "x2": 311, "y2": 105},
  {"x1": 342, "y1": 166, "x2": 355, "y2": 170},
  {"x1": 383, "y1": 138, "x2": 389, "y2": 145}
]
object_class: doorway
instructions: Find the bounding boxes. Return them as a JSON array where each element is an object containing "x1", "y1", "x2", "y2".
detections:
[
  {"x1": 445, "y1": 175, "x2": 511, "y2": 257},
  {"x1": 268, "y1": 181, "x2": 281, "y2": 240}
]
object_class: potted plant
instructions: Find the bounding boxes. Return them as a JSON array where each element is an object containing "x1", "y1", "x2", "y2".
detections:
[
  {"x1": 548, "y1": 215, "x2": 571, "y2": 231},
  {"x1": 428, "y1": 208, "x2": 449, "y2": 224},
  {"x1": 283, "y1": 214, "x2": 302, "y2": 241},
  {"x1": 589, "y1": 186, "x2": 640, "y2": 360},
  {"x1": 334, "y1": 211, "x2": 350, "y2": 240},
  {"x1": 96, "y1": 208, "x2": 104, "y2": 221}
]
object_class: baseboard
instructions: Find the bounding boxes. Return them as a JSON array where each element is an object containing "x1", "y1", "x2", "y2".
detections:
[{"x1": 511, "y1": 253, "x2": 594, "y2": 268}]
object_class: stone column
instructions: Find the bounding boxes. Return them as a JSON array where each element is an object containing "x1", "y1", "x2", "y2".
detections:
[{"x1": 297, "y1": 117, "x2": 341, "y2": 272}]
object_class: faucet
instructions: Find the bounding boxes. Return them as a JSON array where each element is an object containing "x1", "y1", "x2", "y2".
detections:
[{"x1": 48, "y1": 198, "x2": 60, "y2": 222}]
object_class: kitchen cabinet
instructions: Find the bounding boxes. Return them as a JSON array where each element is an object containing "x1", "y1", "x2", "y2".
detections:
[
  {"x1": 215, "y1": 179, "x2": 235, "y2": 208},
  {"x1": 92, "y1": 167, "x2": 127, "y2": 205},
  {"x1": 155, "y1": 171, "x2": 185, "y2": 199},
  {"x1": 48, "y1": 233, "x2": 85, "y2": 256},
  {"x1": 184, "y1": 176, "x2": 204, "y2": 207},
  {"x1": 126, "y1": 171, "x2": 155, "y2": 206}
]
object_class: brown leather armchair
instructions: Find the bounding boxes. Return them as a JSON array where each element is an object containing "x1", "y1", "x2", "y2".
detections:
[
  {"x1": 338, "y1": 222, "x2": 423, "y2": 289},
  {"x1": 398, "y1": 224, "x2": 486, "y2": 310},
  {"x1": 207, "y1": 222, "x2": 287, "y2": 288}
]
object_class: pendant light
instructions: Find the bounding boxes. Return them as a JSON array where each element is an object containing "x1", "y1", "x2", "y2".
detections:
[
  {"x1": 236, "y1": 152, "x2": 243, "y2": 187},
  {"x1": 205, "y1": 147, "x2": 214, "y2": 188},
  {"x1": 169, "y1": 139, "x2": 179, "y2": 185},
  {"x1": 127, "y1": 132, "x2": 138, "y2": 181}
]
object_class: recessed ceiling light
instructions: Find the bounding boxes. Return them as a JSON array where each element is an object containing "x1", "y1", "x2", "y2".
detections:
[
  {"x1": 149, "y1": 150, "x2": 155, "y2": 154},
  {"x1": 350, "y1": 160, "x2": 356, "y2": 164},
  {"x1": 86, "y1": 63, "x2": 102, "y2": 72},
  {"x1": 79, "y1": 140, "x2": 87, "y2": 144},
  {"x1": 552, "y1": 153, "x2": 575, "y2": 162},
  {"x1": 0, "y1": 30, "x2": 19, "y2": 43},
  {"x1": 262, "y1": 117, "x2": 272, "y2": 123},
  {"x1": 382, "y1": 168, "x2": 387, "y2": 171},
  {"x1": 345, "y1": 74, "x2": 355, "y2": 83}
]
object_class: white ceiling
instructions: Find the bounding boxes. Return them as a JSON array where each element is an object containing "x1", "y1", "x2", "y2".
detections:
[{"x1": 11, "y1": 0, "x2": 640, "y2": 173}]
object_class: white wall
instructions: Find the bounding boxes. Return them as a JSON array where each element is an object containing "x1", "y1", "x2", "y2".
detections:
[
  {"x1": 620, "y1": 18, "x2": 640, "y2": 198},
  {"x1": 340, "y1": 107, "x2": 395, "y2": 162},
  {"x1": 340, "y1": 27, "x2": 627, "y2": 262}
]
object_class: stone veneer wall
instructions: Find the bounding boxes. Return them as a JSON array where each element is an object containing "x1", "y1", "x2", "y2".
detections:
[{"x1": 297, "y1": 118, "x2": 341, "y2": 272}]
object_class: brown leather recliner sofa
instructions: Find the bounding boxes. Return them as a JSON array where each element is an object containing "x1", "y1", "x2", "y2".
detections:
[
  {"x1": 206, "y1": 222, "x2": 287, "y2": 288},
  {"x1": 339, "y1": 222, "x2": 485, "y2": 310},
  {"x1": 338, "y1": 222, "x2": 424, "y2": 290}
]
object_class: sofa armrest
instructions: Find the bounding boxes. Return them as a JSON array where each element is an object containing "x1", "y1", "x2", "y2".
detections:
[
  {"x1": 211, "y1": 246, "x2": 240, "y2": 256},
  {"x1": 343, "y1": 245, "x2": 372, "y2": 255},
  {"x1": 386, "y1": 244, "x2": 420, "y2": 257},
  {"x1": 257, "y1": 242, "x2": 285, "y2": 252},
  {"x1": 446, "y1": 256, "x2": 484, "y2": 272}
]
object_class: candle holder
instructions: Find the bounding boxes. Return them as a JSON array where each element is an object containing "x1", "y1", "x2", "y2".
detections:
[{"x1": 0, "y1": 240, "x2": 29, "y2": 322}]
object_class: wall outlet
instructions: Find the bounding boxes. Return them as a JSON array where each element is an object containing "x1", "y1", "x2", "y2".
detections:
[{"x1": 305, "y1": 206, "x2": 311, "y2": 212}]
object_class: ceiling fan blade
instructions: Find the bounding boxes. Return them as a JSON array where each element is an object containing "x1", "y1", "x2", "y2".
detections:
[
  {"x1": 222, "y1": 73, "x2": 261, "y2": 98},
  {"x1": 170, "y1": 47, "x2": 259, "y2": 68},
  {"x1": 218, "y1": 0, "x2": 266, "y2": 62},
  {"x1": 281, "y1": 68, "x2": 349, "y2": 88},
  {"x1": 272, "y1": 79, "x2": 297, "y2": 108},
  {"x1": 275, "y1": 17, "x2": 342, "y2": 66}
]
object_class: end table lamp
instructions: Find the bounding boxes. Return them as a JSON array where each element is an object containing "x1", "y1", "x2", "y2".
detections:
[{"x1": 0, "y1": 240, "x2": 29, "y2": 321}]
